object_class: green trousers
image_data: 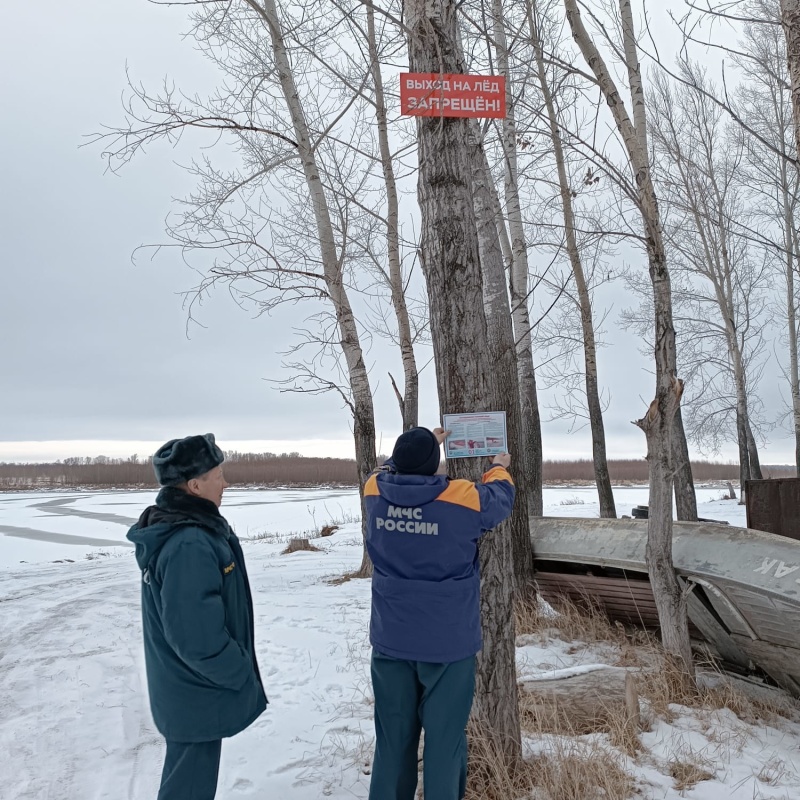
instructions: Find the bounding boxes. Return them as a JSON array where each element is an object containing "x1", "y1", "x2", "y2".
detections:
[
  {"x1": 368, "y1": 651, "x2": 476, "y2": 800},
  {"x1": 157, "y1": 739, "x2": 221, "y2": 800}
]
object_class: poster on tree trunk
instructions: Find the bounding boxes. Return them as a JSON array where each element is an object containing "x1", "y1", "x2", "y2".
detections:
[
  {"x1": 400, "y1": 73, "x2": 506, "y2": 118},
  {"x1": 442, "y1": 411, "x2": 508, "y2": 459}
]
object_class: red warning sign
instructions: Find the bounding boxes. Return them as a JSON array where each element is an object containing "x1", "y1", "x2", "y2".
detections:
[{"x1": 400, "y1": 73, "x2": 506, "y2": 119}]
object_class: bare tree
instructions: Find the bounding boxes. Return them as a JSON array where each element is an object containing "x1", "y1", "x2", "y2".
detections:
[
  {"x1": 675, "y1": 0, "x2": 800, "y2": 473},
  {"x1": 736, "y1": 3, "x2": 800, "y2": 472},
  {"x1": 363, "y1": 0, "x2": 420, "y2": 430},
  {"x1": 781, "y1": 0, "x2": 800, "y2": 168},
  {"x1": 647, "y1": 68, "x2": 770, "y2": 497},
  {"x1": 489, "y1": 0, "x2": 545, "y2": 518},
  {"x1": 527, "y1": 0, "x2": 616, "y2": 517},
  {"x1": 563, "y1": 0, "x2": 694, "y2": 681},
  {"x1": 469, "y1": 120, "x2": 535, "y2": 590},
  {"x1": 94, "y1": 0, "x2": 384, "y2": 575}
]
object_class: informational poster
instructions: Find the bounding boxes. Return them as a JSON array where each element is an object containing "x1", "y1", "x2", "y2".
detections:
[{"x1": 442, "y1": 411, "x2": 508, "y2": 459}]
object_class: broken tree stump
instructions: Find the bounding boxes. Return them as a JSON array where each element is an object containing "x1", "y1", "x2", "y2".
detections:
[
  {"x1": 518, "y1": 666, "x2": 640, "y2": 734},
  {"x1": 281, "y1": 538, "x2": 322, "y2": 555}
]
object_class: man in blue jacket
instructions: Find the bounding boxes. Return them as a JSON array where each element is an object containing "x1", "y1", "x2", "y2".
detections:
[
  {"x1": 127, "y1": 434, "x2": 267, "y2": 800},
  {"x1": 364, "y1": 426, "x2": 515, "y2": 800}
]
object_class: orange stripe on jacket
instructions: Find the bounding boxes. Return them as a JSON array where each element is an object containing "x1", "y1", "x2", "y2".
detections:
[
  {"x1": 364, "y1": 474, "x2": 380, "y2": 497},
  {"x1": 436, "y1": 480, "x2": 481, "y2": 512},
  {"x1": 482, "y1": 465, "x2": 514, "y2": 485}
]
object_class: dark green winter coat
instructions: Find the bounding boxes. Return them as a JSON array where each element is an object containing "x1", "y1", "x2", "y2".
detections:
[{"x1": 127, "y1": 487, "x2": 267, "y2": 742}]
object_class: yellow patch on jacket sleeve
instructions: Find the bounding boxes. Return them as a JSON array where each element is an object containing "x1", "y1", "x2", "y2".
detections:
[
  {"x1": 436, "y1": 479, "x2": 481, "y2": 511},
  {"x1": 223, "y1": 561, "x2": 235, "y2": 575},
  {"x1": 365, "y1": 474, "x2": 380, "y2": 497},
  {"x1": 482, "y1": 466, "x2": 514, "y2": 486}
]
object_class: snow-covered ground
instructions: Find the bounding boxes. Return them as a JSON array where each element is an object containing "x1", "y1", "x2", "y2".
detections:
[{"x1": 4, "y1": 485, "x2": 797, "y2": 800}]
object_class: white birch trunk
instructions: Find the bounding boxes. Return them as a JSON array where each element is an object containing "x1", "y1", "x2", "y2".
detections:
[
  {"x1": 254, "y1": 0, "x2": 376, "y2": 575},
  {"x1": 564, "y1": 0, "x2": 694, "y2": 678},
  {"x1": 528, "y1": 3, "x2": 616, "y2": 518},
  {"x1": 784, "y1": 179, "x2": 800, "y2": 471},
  {"x1": 781, "y1": 0, "x2": 800, "y2": 473},
  {"x1": 365, "y1": 1, "x2": 419, "y2": 431},
  {"x1": 491, "y1": 0, "x2": 543, "y2": 517},
  {"x1": 469, "y1": 121, "x2": 535, "y2": 590}
]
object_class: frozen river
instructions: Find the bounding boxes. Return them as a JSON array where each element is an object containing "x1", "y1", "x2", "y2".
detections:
[{"x1": 0, "y1": 484, "x2": 746, "y2": 569}]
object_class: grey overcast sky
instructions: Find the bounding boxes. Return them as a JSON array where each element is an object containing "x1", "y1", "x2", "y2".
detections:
[{"x1": 0, "y1": 0, "x2": 796, "y2": 464}]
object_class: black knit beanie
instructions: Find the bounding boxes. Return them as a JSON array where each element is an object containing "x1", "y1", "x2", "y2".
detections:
[
  {"x1": 391, "y1": 427, "x2": 441, "y2": 476},
  {"x1": 152, "y1": 433, "x2": 225, "y2": 486}
]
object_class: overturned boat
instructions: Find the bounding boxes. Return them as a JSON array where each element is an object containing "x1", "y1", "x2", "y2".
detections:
[{"x1": 532, "y1": 518, "x2": 800, "y2": 695}]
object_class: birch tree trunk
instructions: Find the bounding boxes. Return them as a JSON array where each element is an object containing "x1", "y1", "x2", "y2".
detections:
[
  {"x1": 470, "y1": 122, "x2": 535, "y2": 589},
  {"x1": 255, "y1": 0, "x2": 376, "y2": 575},
  {"x1": 788, "y1": 251, "x2": 800, "y2": 473},
  {"x1": 528, "y1": 3, "x2": 616, "y2": 518},
  {"x1": 784, "y1": 184, "x2": 800, "y2": 471},
  {"x1": 365, "y1": 1, "x2": 419, "y2": 431},
  {"x1": 406, "y1": 0, "x2": 521, "y2": 759},
  {"x1": 622, "y1": 0, "x2": 697, "y2": 521},
  {"x1": 564, "y1": 0, "x2": 694, "y2": 680},
  {"x1": 491, "y1": 0, "x2": 543, "y2": 517},
  {"x1": 781, "y1": 0, "x2": 800, "y2": 473},
  {"x1": 782, "y1": 1, "x2": 800, "y2": 167}
]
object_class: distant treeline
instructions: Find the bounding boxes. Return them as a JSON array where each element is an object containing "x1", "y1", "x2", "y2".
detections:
[
  {"x1": 0, "y1": 452, "x2": 358, "y2": 489},
  {"x1": 542, "y1": 459, "x2": 796, "y2": 483},
  {"x1": 0, "y1": 453, "x2": 796, "y2": 490}
]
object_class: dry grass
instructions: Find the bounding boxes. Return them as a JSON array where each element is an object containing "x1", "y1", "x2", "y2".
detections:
[
  {"x1": 464, "y1": 721, "x2": 636, "y2": 800},
  {"x1": 516, "y1": 591, "x2": 653, "y2": 656},
  {"x1": 638, "y1": 655, "x2": 800, "y2": 726},
  {"x1": 281, "y1": 537, "x2": 322, "y2": 555},
  {"x1": 516, "y1": 593, "x2": 800, "y2": 728},
  {"x1": 518, "y1": 686, "x2": 642, "y2": 759},
  {"x1": 756, "y1": 756, "x2": 794, "y2": 786},
  {"x1": 668, "y1": 757, "x2": 715, "y2": 791}
]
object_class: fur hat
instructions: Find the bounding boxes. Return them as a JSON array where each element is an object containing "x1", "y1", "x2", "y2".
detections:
[
  {"x1": 152, "y1": 433, "x2": 225, "y2": 487},
  {"x1": 391, "y1": 427, "x2": 441, "y2": 476}
]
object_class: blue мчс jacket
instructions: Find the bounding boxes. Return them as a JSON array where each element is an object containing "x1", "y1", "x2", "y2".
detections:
[
  {"x1": 127, "y1": 487, "x2": 267, "y2": 742},
  {"x1": 364, "y1": 465, "x2": 515, "y2": 663}
]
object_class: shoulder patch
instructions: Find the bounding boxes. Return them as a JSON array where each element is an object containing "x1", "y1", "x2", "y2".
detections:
[
  {"x1": 436, "y1": 480, "x2": 481, "y2": 512},
  {"x1": 223, "y1": 561, "x2": 235, "y2": 575},
  {"x1": 365, "y1": 474, "x2": 380, "y2": 497}
]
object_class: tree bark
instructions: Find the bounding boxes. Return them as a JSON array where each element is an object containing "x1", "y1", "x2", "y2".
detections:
[
  {"x1": 469, "y1": 122, "x2": 535, "y2": 590},
  {"x1": 782, "y1": 173, "x2": 800, "y2": 473},
  {"x1": 564, "y1": 0, "x2": 695, "y2": 680},
  {"x1": 491, "y1": 0, "x2": 544, "y2": 518},
  {"x1": 782, "y1": 0, "x2": 800, "y2": 171},
  {"x1": 745, "y1": 417, "x2": 763, "y2": 480},
  {"x1": 365, "y1": 1, "x2": 419, "y2": 431},
  {"x1": 672, "y1": 408, "x2": 697, "y2": 521},
  {"x1": 623, "y1": 0, "x2": 697, "y2": 523},
  {"x1": 256, "y1": 0, "x2": 376, "y2": 575},
  {"x1": 528, "y1": 3, "x2": 615, "y2": 518},
  {"x1": 781, "y1": 1, "x2": 800, "y2": 474},
  {"x1": 736, "y1": 404, "x2": 752, "y2": 503},
  {"x1": 406, "y1": 0, "x2": 521, "y2": 759}
]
